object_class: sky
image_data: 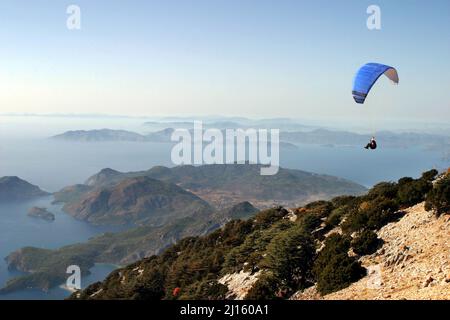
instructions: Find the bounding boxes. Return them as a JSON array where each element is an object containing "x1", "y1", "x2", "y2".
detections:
[{"x1": 0, "y1": 0, "x2": 449, "y2": 125}]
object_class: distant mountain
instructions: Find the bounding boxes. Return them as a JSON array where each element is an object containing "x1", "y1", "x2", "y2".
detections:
[
  {"x1": 76, "y1": 164, "x2": 367, "y2": 209},
  {"x1": 52, "y1": 129, "x2": 147, "y2": 142},
  {"x1": 63, "y1": 176, "x2": 214, "y2": 226},
  {"x1": 52, "y1": 128, "x2": 175, "y2": 143},
  {"x1": 145, "y1": 128, "x2": 174, "y2": 142},
  {"x1": 51, "y1": 127, "x2": 450, "y2": 151},
  {"x1": 281, "y1": 129, "x2": 450, "y2": 148},
  {"x1": 143, "y1": 118, "x2": 312, "y2": 131},
  {"x1": 0, "y1": 176, "x2": 49, "y2": 202}
]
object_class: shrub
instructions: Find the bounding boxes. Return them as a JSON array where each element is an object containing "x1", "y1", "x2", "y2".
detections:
[
  {"x1": 245, "y1": 273, "x2": 279, "y2": 300},
  {"x1": 313, "y1": 234, "x2": 365, "y2": 295},
  {"x1": 366, "y1": 182, "x2": 398, "y2": 200},
  {"x1": 253, "y1": 207, "x2": 288, "y2": 229},
  {"x1": 331, "y1": 195, "x2": 356, "y2": 208},
  {"x1": 179, "y1": 280, "x2": 228, "y2": 300},
  {"x1": 315, "y1": 253, "x2": 366, "y2": 295},
  {"x1": 326, "y1": 207, "x2": 346, "y2": 228},
  {"x1": 298, "y1": 213, "x2": 322, "y2": 233},
  {"x1": 397, "y1": 179, "x2": 432, "y2": 207},
  {"x1": 425, "y1": 175, "x2": 450, "y2": 217},
  {"x1": 365, "y1": 199, "x2": 399, "y2": 229},
  {"x1": 342, "y1": 199, "x2": 399, "y2": 232},
  {"x1": 421, "y1": 169, "x2": 439, "y2": 182},
  {"x1": 313, "y1": 234, "x2": 351, "y2": 273},
  {"x1": 397, "y1": 177, "x2": 414, "y2": 186},
  {"x1": 351, "y1": 230, "x2": 381, "y2": 255},
  {"x1": 304, "y1": 200, "x2": 333, "y2": 218},
  {"x1": 133, "y1": 270, "x2": 166, "y2": 300}
]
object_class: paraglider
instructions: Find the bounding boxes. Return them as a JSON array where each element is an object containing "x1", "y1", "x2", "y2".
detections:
[
  {"x1": 352, "y1": 63, "x2": 399, "y2": 104},
  {"x1": 364, "y1": 137, "x2": 377, "y2": 150},
  {"x1": 352, "y1": 63, "x2": 399, "y2": 150}
]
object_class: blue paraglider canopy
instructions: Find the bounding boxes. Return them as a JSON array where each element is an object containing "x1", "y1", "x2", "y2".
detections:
[{"x1": 352, "y1": 63, "x2": 399, "y2": 104}]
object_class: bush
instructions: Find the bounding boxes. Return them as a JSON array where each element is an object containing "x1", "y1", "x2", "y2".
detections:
[
  {"x1": 342, "y1": 199, "x2": 399, "y2": 232},
  {"x1": 298, "y1": 213, "x2": 322, "y2": 233},
  {"x1": 315, "y1": 253, "x2": 366, "y2": 295},
  {"x1": 133, "y1": 270, "x2": 166, "y2": 300},
  {"x1": 351, "y1": 230, "x2": 381, "y2": 255},
  {"x1": 326, "y1": 207, "x2": 347, "y2": 228},
  {"x1": 425, "y1": 175, "x2": 450, "y2": 217},
  {"x1": 313, "y1": 234, "x2": 351, "y2": 272},
  {"x1": 245, "y1": 273, "x2": 279, "y2": 300},
  {"x1": 179, "y1": 280, "x2": 228, "y2": 300},
  {"x1": 397, "y1": 179, "x2": 432, "y2": 207},
  {"x1": 313, "y1": 234, "x2": 365, "y2": 295},
  {"x1": 304, "y1": 201, "x2": 333, "y2": 218},
  {"x1": 367, "y1": 182, "x2": 398, "y2": 200},
  {"x1": 421, "y1": 169, "x2": 439, "y2": 182},
  {"x1": 331, "y1": 195, "x2": 356, "y2": 208}
]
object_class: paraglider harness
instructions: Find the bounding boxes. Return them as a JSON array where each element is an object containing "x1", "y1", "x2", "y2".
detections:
[{"x1": 365, "y1": 139, "x2": 377, "y2": 150}]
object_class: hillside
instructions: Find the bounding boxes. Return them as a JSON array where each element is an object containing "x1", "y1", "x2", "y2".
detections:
[
  {"x1": 292, "y1": 202, "x2": 449, "y2": 300},
  {"x1": 58, "y1": 164, "x2": 367, "y2": 210},
  {"x1": 69, "y1": 169, "x2": 449, "y2": 300},
  {"x1": 0, "y1": 176, "x2": 49, "y2": 202},
  {"x1": 61, "y1": 176, "x2": 213, "y2": 226}
]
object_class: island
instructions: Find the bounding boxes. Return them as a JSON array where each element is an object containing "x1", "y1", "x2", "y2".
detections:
[{"x1": 27, "y1": 207, "x2": 55, "y2": 222}]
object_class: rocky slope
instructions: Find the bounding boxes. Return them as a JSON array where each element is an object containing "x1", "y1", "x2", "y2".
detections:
[{"x1": 292, "y1": 202, "x2": 449, "y2": 300}]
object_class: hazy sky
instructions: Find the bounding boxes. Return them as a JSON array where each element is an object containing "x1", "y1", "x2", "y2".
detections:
[{"x1": 1, "y1": 0, "x2": 449, "y2": 123}]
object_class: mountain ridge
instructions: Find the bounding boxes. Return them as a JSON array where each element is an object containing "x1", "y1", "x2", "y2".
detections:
[{"x1": 59, "y1": 164, "x2": 367, "y2": 211}]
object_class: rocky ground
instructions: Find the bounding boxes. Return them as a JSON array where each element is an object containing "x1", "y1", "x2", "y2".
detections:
[
  {"x1": 292, "y1": 202, "x2": 450, "y2": 300},
  {"x1": 218, "y1": 271, "x2": 262, "y2": 300}
]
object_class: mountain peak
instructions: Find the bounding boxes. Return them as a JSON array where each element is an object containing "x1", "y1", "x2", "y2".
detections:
[{"x1": 0, "y1": 176, "x2": 49, "y2": 202}]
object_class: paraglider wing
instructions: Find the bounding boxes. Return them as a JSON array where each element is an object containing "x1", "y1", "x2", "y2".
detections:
[{"x1": 352, "y1": 63, "x2": 399, "y2": 104}]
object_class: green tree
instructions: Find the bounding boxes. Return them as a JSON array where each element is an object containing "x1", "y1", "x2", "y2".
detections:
[
  {"x1": 351, "y1": 230, "x2": 381, "y2": 255},
  {"x1": 260, "y1": 225, "x2": 315, "y2": 290},
  {"x1": 313, "y1": 234, "x2": 366, "y2": 295},
  {"x1": 425, "y1": 175, "x2": 450, "y2": 217}
]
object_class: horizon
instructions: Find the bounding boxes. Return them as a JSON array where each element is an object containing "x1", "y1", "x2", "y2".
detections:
[{"x1": 1, "y1": 112, "x2": 450, "y2": 136}]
